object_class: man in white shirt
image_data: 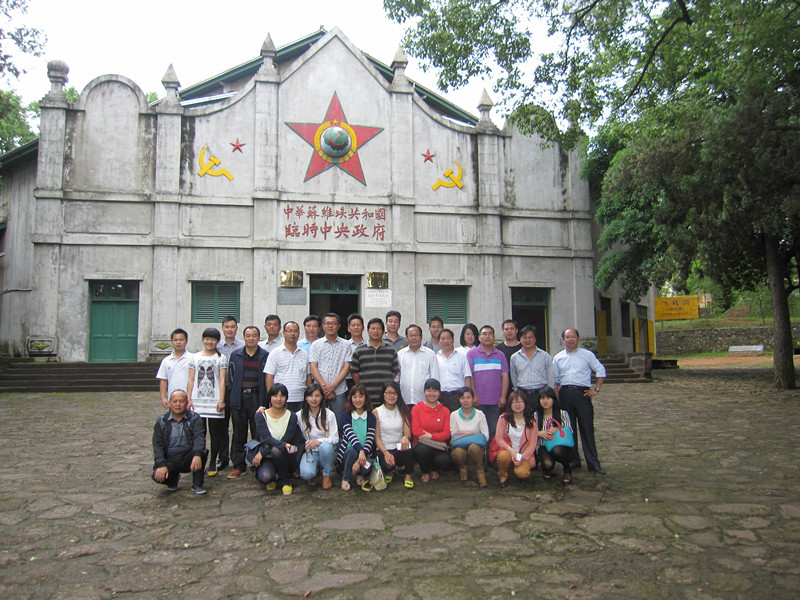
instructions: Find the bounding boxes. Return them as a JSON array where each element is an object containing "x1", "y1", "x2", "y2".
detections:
[
  {"x1": 309, "y1": 312, "x2": 353, "y2": 416},
  {"x1": 436, "y1": 328, "x2": 472, "y2": 411},
  {"x1": 264, "y1": 321, "x2": 311, "y2": 412},
  {"x1": 258, "y1": 314, "x2": 284, "y2": 353},
  {"x1": 397, "y1": 324, "x2": 440, "y2": 406},
  {"x1": 156, "y1": 328, "x2": 192, "y2": 409}
]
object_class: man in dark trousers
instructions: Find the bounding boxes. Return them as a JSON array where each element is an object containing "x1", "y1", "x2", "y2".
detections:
[
  {"x1": 226, "y1": 325, "x2": 269, "y2": 479},
  {"x1": 152, "y1": 389, "x2": 208, "y2": 494}
]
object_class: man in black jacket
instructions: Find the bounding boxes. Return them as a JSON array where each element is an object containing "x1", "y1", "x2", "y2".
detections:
[
  {"x1": 152, "y1": 390, "x2": 208, "y2": 494},
  {"x1": 226, "y1": 325, "x2": 269, "y2": 479}
]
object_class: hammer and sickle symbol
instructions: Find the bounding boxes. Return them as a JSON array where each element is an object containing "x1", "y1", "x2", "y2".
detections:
[
  {"x1": 432, "y1": 161, "x2": 463, "y2": 191},
  {"x1": 197, "y1": 146, "x2": 234, "y2": 180}
]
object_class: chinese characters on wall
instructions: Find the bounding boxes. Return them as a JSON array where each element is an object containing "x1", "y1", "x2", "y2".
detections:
[{"x1": 281, "y1": 203, "x2": 388, "y2": 243}]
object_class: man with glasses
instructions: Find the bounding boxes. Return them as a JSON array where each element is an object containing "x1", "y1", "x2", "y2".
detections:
[
  {"x1": 467, "y1": 325, "x2": 509, "y2": 441},
  {"x1": 309, "y1": 312, "x2": 353, "y2": 416},
  {"x1": 397, "y1": 324, "x2": 439, "y2": 406},
  {"x1": 554, "y1": 328, "x2": 606, "y2": 474}
]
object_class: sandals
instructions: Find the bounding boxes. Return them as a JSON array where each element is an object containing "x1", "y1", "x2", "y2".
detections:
[
  {"x1": 430, "y1": 471, "x2": 440, "y2": 481},
  {"x1": 404, "y1": 478, "x2": 414, "y2": 489},
  {"x1": 420, "y1": 474, "x2": 430, "y2": 483},
  {"x1": 361, "y1": 480, "x2": 373, "y2": 492},
  {"x1": 563, "y1": 471, "x2": 572, "y2": 485},
  {"x1": 341, "y1": 480, "x2": 351, "y2": 491}
]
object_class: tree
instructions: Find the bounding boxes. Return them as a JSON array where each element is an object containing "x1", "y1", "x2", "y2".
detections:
[
  {"x1": 0, "y1": 90, "x2": 34, "y2": 151},
  {"x1": 0, "y1": 0, "x2": 45, "y2": 81},
  {"x1": 386, "y1": 0, "x2": 800, "y2": 388}
]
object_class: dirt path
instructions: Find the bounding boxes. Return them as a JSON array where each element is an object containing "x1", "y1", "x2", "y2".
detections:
[{"x1": 0, "y1": 369, "x2": 799, "y2": 599}]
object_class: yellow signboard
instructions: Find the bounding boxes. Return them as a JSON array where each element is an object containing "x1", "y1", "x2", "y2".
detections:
[{"x1": 654, "y1": 296, "x2": 699, "y2": 320}]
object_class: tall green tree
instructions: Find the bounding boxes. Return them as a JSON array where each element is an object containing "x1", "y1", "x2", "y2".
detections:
[
  {"x1": 0, "y1": 0, "x2": 45, "y2": 81},
  {"x1": 386, "y1": 0, "x2": 800, "y2": 388},
  {"x1": 0, "y1": 89, "x2": 34, "y2": 151}
]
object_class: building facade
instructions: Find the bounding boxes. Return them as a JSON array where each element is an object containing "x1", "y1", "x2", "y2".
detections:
[{"x1": 0, "y1": 28, "x2": 621, "y2": 362}]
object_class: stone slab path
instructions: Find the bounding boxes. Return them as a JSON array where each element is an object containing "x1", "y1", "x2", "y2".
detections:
[{"x1": 1, "y1": 368, "x2": 799, "y2": 599}]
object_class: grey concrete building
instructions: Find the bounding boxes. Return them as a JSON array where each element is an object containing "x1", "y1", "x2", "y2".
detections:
[{"x1": 0, "y1": 28, "x2": 627, "y2": 362}]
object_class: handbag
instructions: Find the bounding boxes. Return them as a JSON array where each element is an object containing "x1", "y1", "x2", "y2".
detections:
[
  {"x1": 244, "y1": 439, "x2": 262, "y2": 464},
  {"x1": 369, "y1": 458, "x2": 388, "y2": 490},
  {"x1": 543, "y1": 424, "x2": 575, "y2": 451},
  {"x1": 451, "y1": 433, "x2": 487, "y2": 449}
]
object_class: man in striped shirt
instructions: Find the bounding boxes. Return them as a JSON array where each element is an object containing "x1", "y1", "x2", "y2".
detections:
[
  {"x1": 350, "y1": 317, "x2": 399, "y2": 405},
  {"x1": 467, "y1": 325, "x2": 509, "y2": 441}
]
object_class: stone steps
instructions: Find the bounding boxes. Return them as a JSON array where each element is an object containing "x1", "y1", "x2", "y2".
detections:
[{"x1": 0, "y1": 360, "x2": 160, "y2": 393}]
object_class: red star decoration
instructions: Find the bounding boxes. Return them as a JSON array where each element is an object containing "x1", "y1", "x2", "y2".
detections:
[
  {"x1": 422, "y1": 149, "x2": 435, "y2": 163},
  {"x1": 230, "y1": 138, "x2": 246, "y2": 153},
  {"x1": 286, "y1": 92, "x2": 383, "y2": 185}
]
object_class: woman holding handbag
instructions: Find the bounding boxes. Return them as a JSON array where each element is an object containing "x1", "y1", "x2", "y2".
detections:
[
  {"x1": 491, "y1": 391, "x2": 537, "y2": 488},
  {"x1": 374, "y1": 380, "x2": 415, "y2": 488},
  {"x1": 535, "y1": 387, "x2": 574, "y2": 484},
  {"x1": 449, "y1": 386, "x2": 489, "y2": 487},
  {"x1": 411, "y1": 378, "x2": 452, "y2": 483}
]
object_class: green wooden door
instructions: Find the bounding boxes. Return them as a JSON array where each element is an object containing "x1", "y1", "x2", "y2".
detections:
[{"x1": 88, "y1": 281, "x2": 139, "y2": 362}]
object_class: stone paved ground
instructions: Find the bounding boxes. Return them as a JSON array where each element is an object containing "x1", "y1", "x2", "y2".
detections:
[{"x1": 1, "y1": 367, "x2": 799, "y2": 600}]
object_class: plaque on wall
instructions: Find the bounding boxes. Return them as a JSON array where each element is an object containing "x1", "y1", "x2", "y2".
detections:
[{"x1": 277, "y1": 287, "x2": 307, "y2": 306}]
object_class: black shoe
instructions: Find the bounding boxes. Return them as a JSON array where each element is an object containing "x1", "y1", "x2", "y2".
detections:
[
  {"x1": 216, "y1": 460, "x2": 229, "y2": 471},
  {"x1": 166, "y1": 484, "x2": 179, "y2": 492},
  {"x1": 563, "y1": 471, "x2": 572, "y2": 485},
  {"x1": 499, "y1": 479, "x2": 508, "y2": 488},
  {"x1": 588, "y1": 465, "x2": 606, "y2": 475},
  {"x1": 191, "y1": 484, "x2": 207, "y2": 495}
]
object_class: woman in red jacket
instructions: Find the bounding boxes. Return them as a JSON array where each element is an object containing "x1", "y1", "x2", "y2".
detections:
[
  {"x1": 411, "y1": 378, "x2": 451, "y2": 482},
  {"x1": 492, "y1": 391, "x2": 537, "y2": 488}
]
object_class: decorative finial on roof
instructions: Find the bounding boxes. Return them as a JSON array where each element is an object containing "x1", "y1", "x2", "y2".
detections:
[
  {"x1": 161, "y1": 64, "x2": 180, "y2": 105},
  {"x1": 259, "y1": 33, "x2": 278, "y2": 75},
  {"x1": 476, "y1": 89, "x2": 498, "y2": 132},
  {"x1": 391, "y1": 46, "x2": 412, "y2": 92},
  {"x1": 46, "y1": 60, "x2": 69, "y2": 96}
]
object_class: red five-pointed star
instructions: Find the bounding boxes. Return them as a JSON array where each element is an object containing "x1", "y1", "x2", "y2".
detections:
[
  {"x1": 422, "y1": 149, "x2": 435, "y2": 163},
  {"x1": 230, "y1": 138, "x2": 246, "y2": 152},
  {"x1": 286, "y1": 92, "x2": 383, "y2": 185}
]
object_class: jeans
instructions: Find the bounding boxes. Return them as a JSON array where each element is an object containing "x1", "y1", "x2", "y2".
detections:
[
  {"x1": 299, "y1": 441, "x2": 336, "y2": 479},
  {"x1": 340, "y1": 445, "x2": 371, "y2": 483}
]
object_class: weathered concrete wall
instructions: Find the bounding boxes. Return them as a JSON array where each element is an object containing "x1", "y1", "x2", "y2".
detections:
[{"x1": 656, "y1": 326, "x2": 800, "y2": 355}]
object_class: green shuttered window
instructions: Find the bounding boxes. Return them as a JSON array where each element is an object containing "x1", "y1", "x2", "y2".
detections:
[
  {"x1": 191, "y1": 282, "x2": 240, "y2": 323},
  {"x1": 426, "y1": 285, "x2": 468, "y2": 323}
]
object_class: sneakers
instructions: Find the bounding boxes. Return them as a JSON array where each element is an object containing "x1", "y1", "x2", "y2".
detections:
[
  {"x1": 282, "y1": 484, "x2": 293, "y2": 496},
  {"x1": 166, "y1": 484, "x2": 179, "y2": 492},
  {"x1": 266, "y1": 481, "x2": 277, "y2": 490},
  {"x1": 322, "y1": 476, "x2": 332, "y2": 490},
  {"x1": 191, "y1": 484, "x2": 207, "y2": 495},
  {"x1": 227, "y1": 468, "x2": 244, "y2": 479}
]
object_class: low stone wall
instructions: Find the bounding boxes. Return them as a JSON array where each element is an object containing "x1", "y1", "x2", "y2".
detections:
[{"x1": 656, "y1": 326, "x2": 800, "y2": 355}]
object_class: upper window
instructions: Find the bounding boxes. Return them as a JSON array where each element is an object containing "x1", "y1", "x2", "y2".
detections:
[
  {"x1": 426, "y1": 285, "x2": 468, "y2": 323},
  {"x1": 192, "y1": 282, "x2": 240, "y2": 323}
]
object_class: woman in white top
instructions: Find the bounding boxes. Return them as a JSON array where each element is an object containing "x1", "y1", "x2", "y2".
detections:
[
  {"x1": 449, "y1": 386, "x2": 489, "y2": 487},
  {"x1": 373, "y1": 380, "x2": 415, "y2": 489},
  {"x1": 186, "y1": 327, "x2": 228, "y2": 477},
  {"x1": 297, "y1": 383, "x2": 339, "y2": 490}
]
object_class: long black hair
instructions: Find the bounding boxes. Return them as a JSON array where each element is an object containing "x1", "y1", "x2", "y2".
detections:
[
  {"x1": 535, "y1": 386, "x2": 563, "y2": 429},
  {"x1": 201, "y1": 327, "x2": 221, "y2": 355},
  {"x1": 380, "y1": 380, "x2": 411, "y2": 428},
  {"x1": 503, "y1": 390, "x2": 535, "y2": 429},
  {"x1": 300, "y1": 383, "x2": 330, "y2": 434},
  {"x1": 459, "y1": 323, "x2": 479, "y2": 348}
]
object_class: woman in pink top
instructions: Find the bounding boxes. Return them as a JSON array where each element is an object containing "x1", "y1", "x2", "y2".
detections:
[{"x1": 492, "y1": 391, "x2": 537, "y2": 488}]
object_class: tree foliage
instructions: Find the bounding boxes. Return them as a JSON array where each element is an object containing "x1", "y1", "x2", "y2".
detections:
[
  {"x1": 0, "y1": 0, "x2": 45, "y2": 81},
  {"x1": 0, "y1": 90, "x2": 34, "y2": 151},
  {"x1": 386, "y1": 0, "x2": 800, "y2": 387}
]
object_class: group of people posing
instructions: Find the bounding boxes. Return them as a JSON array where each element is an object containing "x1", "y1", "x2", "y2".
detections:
[{"x1": 152, "y1": 311, "x2": 606, "y2": 496}]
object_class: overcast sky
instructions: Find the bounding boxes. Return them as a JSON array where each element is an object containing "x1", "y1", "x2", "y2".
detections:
[{"x1": 11, "y1": 0, "x2": 498, "y2": 124}]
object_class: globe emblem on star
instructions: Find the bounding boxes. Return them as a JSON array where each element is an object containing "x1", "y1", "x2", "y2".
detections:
[{"x1": 320, "y1": 125, "x2": 352, "y2": 158}]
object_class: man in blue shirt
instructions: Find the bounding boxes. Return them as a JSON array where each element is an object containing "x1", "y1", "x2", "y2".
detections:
[{"x1": 553, "y1": 328, "x2": 607, "y2": 474}]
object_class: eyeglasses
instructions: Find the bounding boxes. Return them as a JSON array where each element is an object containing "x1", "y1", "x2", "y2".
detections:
[{"x1": 384, "y1": 390, "x2": 398, "y2": 396}]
